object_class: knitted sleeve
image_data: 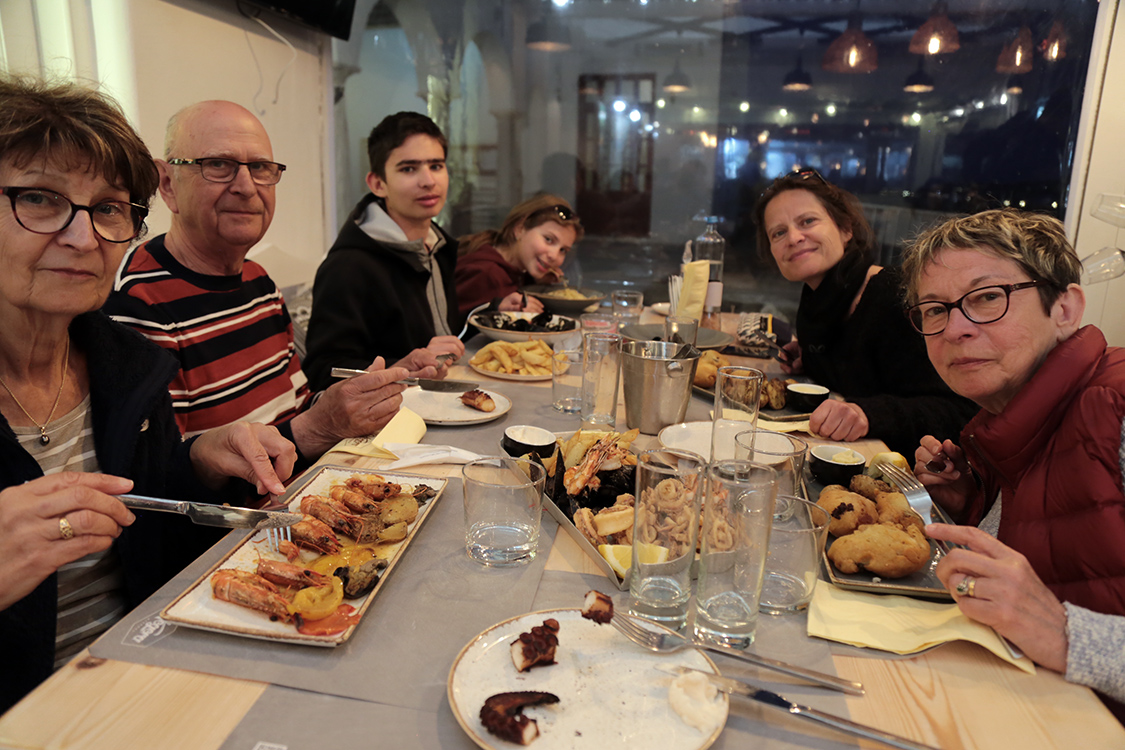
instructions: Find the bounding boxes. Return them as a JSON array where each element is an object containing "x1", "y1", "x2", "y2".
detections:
[{"x1": 1064, "y1": 602, "x2": 1125, "y2": 702}]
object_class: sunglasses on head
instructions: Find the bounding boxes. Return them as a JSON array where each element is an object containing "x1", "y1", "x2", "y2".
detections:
[
  {"x1": 533, "y1": 204, "x2": 578, "y2": 223},
  {"x1": 787, "y1": 167, "x2": 829, "y2": 186}
]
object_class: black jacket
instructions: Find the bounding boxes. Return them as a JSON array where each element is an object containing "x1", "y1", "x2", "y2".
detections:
[
  {"x1": 0, "y1": 312, "x2": 215, "y2": 713},
  {"x1": 303, "y1": 194, "x2": 460, "y2": 392}
]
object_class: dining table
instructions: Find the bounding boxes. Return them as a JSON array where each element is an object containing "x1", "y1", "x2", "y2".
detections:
[{"x1": 1, "y1": 309, "x2": 1121, "y2": 750}]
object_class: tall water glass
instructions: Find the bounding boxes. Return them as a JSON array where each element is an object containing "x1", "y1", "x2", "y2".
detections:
[
  {"x1": 628, "y1": 449, "x2": 706, "y2": 630},
  {"x1": 759, "y1": 496, "x2": 830, "y2": 614},
  {"x1": 733, "y1": 429, "x2": 809, "y2": 499},
  {"x1": 581, "y1": 332, "x2": 621, "y2": 430},
  {"x1": 552, "y1": 347, "x2": 583, "y2": 413},
  {"x1": 611, "y1": 290, "x2": 644, "y2": 330},
  {"x1": 711, "y1": 366, "x2": 764, "y2": 462},
  {"x1": 462, "y1": 458, "x2": 546, "y2": 566},
  {"x1": 694, "y1": 460, "x2": 778, "y2": 649}
]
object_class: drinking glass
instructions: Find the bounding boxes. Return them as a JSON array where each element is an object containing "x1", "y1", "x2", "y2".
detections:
[
  {"x1": 733, "y1": 429, "x2": 809, "y2": 499},
  {"x1": 462, "y1": 458, "x2": 546, "y2": 566},
  {"x1": 628, "y1": 449, "x2": 706, "y2": 630},
  {"x1": 694, "y1": 460, "x2": 778, "y2": 649},
  {"x1": 551, "y1": 347, "x2": 583, "y2": 413},
  {"x1": 580, "y1": 313, "x2": 616, "y2": 334},
  {"x1": 581, "y1": 332, "x2": 621, "y2": 430},
  {"x1": 664, "y1": 315, "x2": 699, "y2": 346},
  {"x1": 759, "y1": 496, "x2": 830, "y2": 614},
  {"x1": 1090, "y1": 193, "x2": 1125, "y2": 228},
  {"x1": 1080, "y1": 246, "x2": 1125, "y2": 285},
  {"x1": 611, "y1": 290, "x2": 644, "y2": 330},
  {"x1": 711, "y1": 366, "x2": 764, "y2": 462}
]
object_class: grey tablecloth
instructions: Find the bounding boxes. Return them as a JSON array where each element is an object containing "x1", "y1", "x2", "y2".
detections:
[{"x1": 94, "y1": 378, "x2": 862, "y2": 749}]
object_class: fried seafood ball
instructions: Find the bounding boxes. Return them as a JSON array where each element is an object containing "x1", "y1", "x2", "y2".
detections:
[
  {"x1": 848, "y1": 474, "x2": 893, "y2": 500},
  {"x1": 827, "y1": 523, "x2": 931, "y2": 578},
  {"x1": 873, "y1": 491, "x2": 925, "y2": 532},
  {"x1": 817, "y1": 485, "x2": 879, "y2": 537}
]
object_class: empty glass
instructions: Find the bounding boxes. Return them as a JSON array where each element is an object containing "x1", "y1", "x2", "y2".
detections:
[
  {"x1": 734, "y1": 429, "x2": 809, "y2": 498},
  {"x1": 611, "y1": 290, "x2": 644, "y2": 330},
  {"x1": 462, "y1": 458, "x2": 546, "y2": 566},
  {"x1": 581, "y1": 331, "x2": 621, "y2": 430},
  {"x1": 711, "y1": 366, "x2": 764, "y2": 462},
  {"x1": 759, "y1": 496, "x2": 830, "y2": 614},
  {"x1": 552, "y1": 347, "x2": 583, "y2": 413},
  {"x1": 664, "y1": 315, "x2": 699, "y2": 346},
  {"x1": 694, "y1": 460, "x2": 778, "y2": 649},
  {"x1": 628, "y1": 449, "x2": 706, "y2": 630},
  {"x1": 1080, "y1": 246, "x2": 1125, "y2": 285}
]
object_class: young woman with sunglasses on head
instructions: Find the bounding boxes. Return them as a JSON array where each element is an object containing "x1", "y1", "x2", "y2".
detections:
[
  {"x1": 753, "y1": 170, "x2": 976, "y2": 455},
  {"x1": 455, "y1": 195, "x2": 583, "y2": 314}
]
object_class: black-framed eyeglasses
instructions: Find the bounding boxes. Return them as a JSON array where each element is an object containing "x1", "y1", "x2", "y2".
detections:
[
  {"x1": 907, "y1": 280, "x2": 1047, "y2": 335},
  {"x1": 0, "y1": 187, "x2": 148, "y2": 243},
  {"x1": 531, "y1": 204, "x2": 578, "y2": 223},
  {"x1": 167, "y1": 157, "x2": 287, "y2": 186}
]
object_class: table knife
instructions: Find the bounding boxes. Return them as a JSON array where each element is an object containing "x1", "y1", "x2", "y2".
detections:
[
  {"x1": 330, "y1": 367, "x2": 479, "y2": 393},
  {"x1": 118, "y1": 494, "x2": 303, "y2": 530},
  {"x1": 661, "y1": 666, "x2": 939, "y2": 750}
]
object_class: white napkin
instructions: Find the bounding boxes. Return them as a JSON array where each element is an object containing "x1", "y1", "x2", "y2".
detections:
[{"x1": 382, "y1": 443, "x2": 484, "y2": 470}]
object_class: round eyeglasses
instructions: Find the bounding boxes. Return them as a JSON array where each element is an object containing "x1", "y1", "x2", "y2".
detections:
[
  {"x1": 907, "y1": 280, "x2": 1047, "y2": 335},
  {"x1": 1, "y1": 187, "x2": 148, "y2": 243},
  {"x1": 167, "y1": 157, "x2": 286, "y2": 186}
]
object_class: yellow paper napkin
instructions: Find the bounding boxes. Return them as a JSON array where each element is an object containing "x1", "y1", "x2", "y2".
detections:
[
  {"x1": 324, "y1": 407, "x2": 427, "y2": 460},
  {"x1": 676, "y1": 260, "x2": 709, "y2": 321},
  {"x1": 757, "y1": 418, "x2": 811, "y2": 434},
  {"x1": 807, "y1": 584, "x2": 1034, "y2": 674}
]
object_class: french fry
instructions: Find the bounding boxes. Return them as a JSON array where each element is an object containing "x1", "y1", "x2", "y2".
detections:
[{"x1": 471, "y1": 339, "x2": 557, "y2": 375}]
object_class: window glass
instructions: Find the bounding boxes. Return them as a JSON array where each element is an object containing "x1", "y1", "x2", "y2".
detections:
[{"x1": 336, "y1": 1, "x2": 1100, "y2": 319}]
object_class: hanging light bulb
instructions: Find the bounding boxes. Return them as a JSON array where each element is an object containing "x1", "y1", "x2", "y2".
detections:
[
  {"x1": 527, "y1": 8, "x2": 571, "y2": 52},
  {"x1": 663, "y1": 58, "x2": 692, "y2": 93},
  {"x1": 1042, "y1": 20, "x2": 1067, "y2": 61},
  {"x1": 909, "y1": 1, "x2": 961, "y2": 55},
  {"x1": 903, "y1": 59, "x2": 935, "y2": 93},
  {"x1": 996, "y1": 26, "x2": 1033, "y2": 74},
  {"x1": 822, "y1": 13, "x2": 878, "y2": 74},
  {"x1": 782, "y1": 54, "x2": 813, "y2": 91}
]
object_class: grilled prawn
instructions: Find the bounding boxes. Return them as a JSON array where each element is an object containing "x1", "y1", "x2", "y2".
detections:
[
  {"x1": 290, "y1": 514, "x2": 341, "y2": 555},
  {"x1": 256, "y1": 558, "x2": 331, "y2": 589},
  {"x1": 210, "y1": 569, "x2": 292, "y2": 621}
]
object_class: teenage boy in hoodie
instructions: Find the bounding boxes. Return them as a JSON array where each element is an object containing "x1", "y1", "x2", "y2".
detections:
[{"x1": 303, "y1": 112, "x2": 465, "y2": 392}]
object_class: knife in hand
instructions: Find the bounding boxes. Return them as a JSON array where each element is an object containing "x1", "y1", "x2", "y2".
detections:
[
  {"x1": 118, "y1": 495, "x2": 302, "y2": 530},
  {"x1": 660, "y1": 666, "x2": 939, "y2": 750},
  {"x1": 330, "y1": 367, "x2": 479, "y2": 393}
]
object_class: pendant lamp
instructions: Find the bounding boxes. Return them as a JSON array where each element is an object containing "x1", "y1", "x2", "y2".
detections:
[
  {"x1": 910, "y1": 1, "x2": 960, "y2": 55},
  {"x1": 823, "y1": 14, "x2": 877, "y2": 74}
]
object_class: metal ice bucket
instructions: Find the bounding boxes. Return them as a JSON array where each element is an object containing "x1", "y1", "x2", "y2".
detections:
[{"x1": 621, "y1": 340, "x2": 701, "y2": 434}]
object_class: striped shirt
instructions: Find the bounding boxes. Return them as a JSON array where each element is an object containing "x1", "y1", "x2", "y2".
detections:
[
  {"x1": 105, "y1": 235, "x2": 310, "y2": 436},
  {"x1": 13, "y1": 395, "x2": 127, "y2": 669}
]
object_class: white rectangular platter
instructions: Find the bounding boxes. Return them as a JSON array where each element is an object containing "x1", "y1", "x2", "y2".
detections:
[{"x1": 161, "y1": 466, "x2": 446, "y2": 646}]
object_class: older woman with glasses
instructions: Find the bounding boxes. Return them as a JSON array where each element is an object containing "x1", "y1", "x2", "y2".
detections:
[
  {"x1": 455, "y1": 194, "x2": 583, "y2": 314},
  {"x1": 904, "y1": 208, "x2": 1125, "y2": 717},
  {"x1": 753, "y1": 169, "x2": 976, "y2": 455},
  {"x1": 0, "y1": 77, "x2": 296, "y2": 713}
]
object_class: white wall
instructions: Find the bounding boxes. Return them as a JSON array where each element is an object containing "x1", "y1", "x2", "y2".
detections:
[
  {"x1": 1072, "y1": 0, "x2": 1125, "y2": 345},
  {"x1": 0, "y1": 0, "x2": 334, "y2": 290}
]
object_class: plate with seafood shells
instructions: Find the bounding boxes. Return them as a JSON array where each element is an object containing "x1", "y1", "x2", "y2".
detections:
[
  {"x1": 448, "y1": 608, "x2": 727, "y2": 750},
  {"x1": 161, "y1": 466, "x2": 446, "y2": 646}
]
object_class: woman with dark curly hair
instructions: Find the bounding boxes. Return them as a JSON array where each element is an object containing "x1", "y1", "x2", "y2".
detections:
[{"x1": 753, "y1": 169, "x2": 976, "y2": 455}]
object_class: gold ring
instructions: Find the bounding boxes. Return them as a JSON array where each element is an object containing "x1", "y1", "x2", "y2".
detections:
[
  {"x1": 956, "y1": 576, "x2": 976, "y2": 597},
  {"x1": 59, "y1": 516, "x2": 74, "y2": 541}
]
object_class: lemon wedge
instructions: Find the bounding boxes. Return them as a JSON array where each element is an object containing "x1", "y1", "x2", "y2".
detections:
[
  {"x1": 288, "y1": 576, "x2": 344, "y2": 620},
  {"x1": 865, "y1": 451, "x2": 911, "y2": 477},
  {"x1": 597, "y1": 543, "x2": 670, "y2": 578}
]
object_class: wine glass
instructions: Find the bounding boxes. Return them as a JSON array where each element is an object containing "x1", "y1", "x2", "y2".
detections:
[
  {"x1": 1080, "y1": 246, "x2": 1125, "y2": 285},
  {"x1": 1090, "y1": 194, "x2": 1125, "y2": 228}
]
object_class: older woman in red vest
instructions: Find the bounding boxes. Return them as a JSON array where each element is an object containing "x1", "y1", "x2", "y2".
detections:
[{"x1": 903, "y1": 208, "x2": 1125, "y2": 718}]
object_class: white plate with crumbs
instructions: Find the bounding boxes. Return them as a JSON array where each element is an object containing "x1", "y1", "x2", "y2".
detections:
[
  {"x1": 448, "y1": 608, "x2": 727, "y2": 750},
  {"x1": 401, "y1": 386, "x2": 511, "y2": 425}
]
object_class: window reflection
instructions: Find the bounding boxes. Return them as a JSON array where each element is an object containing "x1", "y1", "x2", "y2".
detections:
[{"x1": 335, "y1": 0, "x2": 1099, "y2": 315}]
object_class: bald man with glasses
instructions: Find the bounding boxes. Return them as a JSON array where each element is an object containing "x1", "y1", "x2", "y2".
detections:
[{"x1": 104, "y1": 100, "x2": 413, "y2": 464}]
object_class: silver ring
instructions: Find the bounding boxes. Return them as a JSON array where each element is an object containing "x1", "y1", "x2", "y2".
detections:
[{"x1": 956, "y1": 576, "x2": 976, "y2": 597}]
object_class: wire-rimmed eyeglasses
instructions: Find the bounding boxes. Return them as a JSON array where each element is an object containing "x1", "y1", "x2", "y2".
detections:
[
  {"x1": 1, "y1": 187, "x2": 148, "y2": 243},
  {"x1": 907, "y1": 280, "x2": 1047, "y2": 335},
  {"x1": 167, "y1": 157, "x2": 287, "y2": 186}
]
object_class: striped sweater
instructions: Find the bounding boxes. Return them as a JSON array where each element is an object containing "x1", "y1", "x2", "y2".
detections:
[{"x1": 104, "y1": 235, "x2": 310, "y2": 436}]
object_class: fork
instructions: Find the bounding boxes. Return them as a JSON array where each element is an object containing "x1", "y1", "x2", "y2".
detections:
[
  {"x1": 609, "y1": 611, "x2": 865, "y2": 695},
  {"x1": 875, "y1": 462, "x2": 936, "y2": 524},
  {"x1": 457, "y1": 302, "x2": 490, "y2": 341},
  {"x1": 265, "y1": 526, "x2": 292, "y2": 554}
]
